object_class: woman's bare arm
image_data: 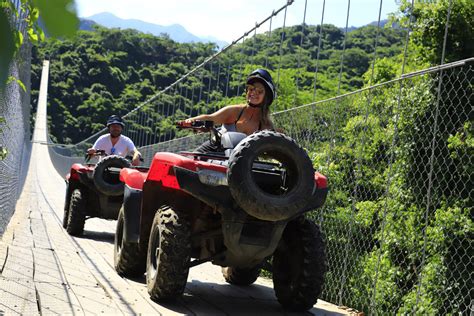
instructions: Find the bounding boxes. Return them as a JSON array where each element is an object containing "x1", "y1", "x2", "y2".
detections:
[{"x1": 185, "y1": 105, "x2": 243, "y2": 125}]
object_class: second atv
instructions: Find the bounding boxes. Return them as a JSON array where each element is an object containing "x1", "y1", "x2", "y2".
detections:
[{"x1": 63, "y1": 150, "x2": 136, "y2": 236}]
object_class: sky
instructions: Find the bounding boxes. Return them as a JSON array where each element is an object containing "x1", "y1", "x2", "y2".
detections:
[{"x1": 75, "y1": 0, "x2": 401, "y2": 42}]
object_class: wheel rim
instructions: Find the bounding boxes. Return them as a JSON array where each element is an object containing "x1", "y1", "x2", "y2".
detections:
[{"x1": 252, "y1": 151, "x2": 298, "y2": 195}]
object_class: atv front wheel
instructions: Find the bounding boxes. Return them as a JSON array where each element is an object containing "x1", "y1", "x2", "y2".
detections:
[
  {"x1": 93, "y1": 155, "x2": 131, "y2": 196},
  {"x1": 272, "y1": 218, "x2": 327, "y2": 311},
  {"x1": 66, "y1": 189, "x2": 86, "y2": 236},
  {"x1": 146, "y1": 206, "x2": 191, "y2": 300},
  {"x1": 114, "y1": 206, "x2": 146, "y2": 277},
  {"x1": 228, "y1": 131, "x2": 314, "y2": 221},
  {"x1": 222, "y1": 265, "x2": 261, "y2": 285}
]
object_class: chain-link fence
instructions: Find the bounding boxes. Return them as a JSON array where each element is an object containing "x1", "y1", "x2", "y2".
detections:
[
  {"x1": 273, "y1": 60, "x2": 473, "y2": 315},
  {"x1": 0, "y1": 7, "x2": 31, "y2": 236}
]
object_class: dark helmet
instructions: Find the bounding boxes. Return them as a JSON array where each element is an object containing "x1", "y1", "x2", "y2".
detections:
[
  {"x1": 246, "y1": 68, "x2": 276, "y2": 106},
  {"x1": 106, "y1": 115, "x2": 125, "y2": 127}
]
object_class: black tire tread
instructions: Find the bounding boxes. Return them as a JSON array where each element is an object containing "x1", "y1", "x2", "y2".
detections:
[
  {"x1": 273, "y1": 218, "x2": 327, "y2": 311},
  {"x1": 147, "y1": 206, "x2": 191, "y2": 300},
  {"x1": 228, "y1": 130, "x2": 314, "y2": 221},
  {"x1": 114, "y1": 207, "x2": 146, "y2": 277},
  {"x1": 66, "y1": 189, "x2": 86, "y2": 236},
  {"x1": 93, "y1": 155, "x2": 131, "y2": 196}
]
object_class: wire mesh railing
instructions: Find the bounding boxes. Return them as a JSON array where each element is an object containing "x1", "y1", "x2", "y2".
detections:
[
  {"x1": 273, "y1": 59, "x2": 473, "y2": 315},
  {"x1": 0, "y1": 5, "x2": 31, "y2": 236}
]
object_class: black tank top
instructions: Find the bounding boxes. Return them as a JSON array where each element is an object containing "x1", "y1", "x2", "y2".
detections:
[{"x1": 223, "y1": 106, "x2": 261, "y2": 132}]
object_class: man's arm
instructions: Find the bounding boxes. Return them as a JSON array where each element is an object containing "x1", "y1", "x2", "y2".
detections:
[
  {"x1": 131, "y1": 148, "x2": 142, "y2": 166},
  {"x1": 124, "y1": 136, "x2": 141, "y2": 166},
  {"x1": 87, "y1": 136, "x2": 103, "y2": 155}
]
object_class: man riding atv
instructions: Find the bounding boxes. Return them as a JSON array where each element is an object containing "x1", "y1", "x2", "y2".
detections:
[
  {"x1": 63, "y1": 115, "x2": 144, "y2": 236},
  {"x1": 87, "y1": 115, "x2": 142, "y2": 166}
]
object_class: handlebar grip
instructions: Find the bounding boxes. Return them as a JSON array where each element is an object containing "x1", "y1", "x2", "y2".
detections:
[
  {"x1": 176, "y1": 120, "x2": 191, "y2": 128},
  {"x1": 176, "y1": 120, "x2": 213, "y2": 129}
]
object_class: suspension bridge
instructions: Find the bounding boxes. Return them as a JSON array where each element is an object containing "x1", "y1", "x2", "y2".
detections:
[{"x1": 1, "y1": 0, "x2": 472, "y2": 315}]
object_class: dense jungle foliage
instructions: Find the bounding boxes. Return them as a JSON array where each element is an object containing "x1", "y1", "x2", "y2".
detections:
[
  {"x1": 31, "y1": 0, "x2": 472, "y2": 314},
  {"x1": 31, "y1": 20, "x2": 405, "y2": 143}
]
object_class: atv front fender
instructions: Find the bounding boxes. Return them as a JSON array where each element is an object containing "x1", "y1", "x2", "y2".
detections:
[{"x1": 123, "y1": 185, "x2": 142, "y2": 243}]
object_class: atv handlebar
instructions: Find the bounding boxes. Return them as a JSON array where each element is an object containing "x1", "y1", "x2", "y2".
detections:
[
  {"x1": 85, "y1": 149, "x2": 107, "y2": 162},
  {"x1": 176, "y1": 120, "x2": 223, "y2": 150},
  {"x1": 176, "y1": 120, "x2": 214, "y2": 132}
]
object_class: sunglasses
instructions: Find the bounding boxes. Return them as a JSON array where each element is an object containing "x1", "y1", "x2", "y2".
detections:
[
  {"x1": 111, "y1": 147, "x2": 116, "y2": 154},
  {"x1": 246, "y1": 85, "x2": 265, "y2": 95}
]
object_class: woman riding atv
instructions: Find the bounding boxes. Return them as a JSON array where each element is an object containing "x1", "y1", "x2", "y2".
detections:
[{"x1": 181, "y1": 68, "x2": 277, "y2": 153}]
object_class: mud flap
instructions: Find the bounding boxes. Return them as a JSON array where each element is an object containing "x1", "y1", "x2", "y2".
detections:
[{"x1": 123, "y1": 185, "x2": 142, "y2": 243}]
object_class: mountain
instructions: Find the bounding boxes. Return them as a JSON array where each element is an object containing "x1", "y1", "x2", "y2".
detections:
[
  {"x1": 341, "y1": 19, "x2": 392, "y2": 33},
  {"x1": 83, "y1": 12, "x2": 227, "y2": 47},
  {"x1": 79, "y1": 18, "x2": 97, "y2": 31}
]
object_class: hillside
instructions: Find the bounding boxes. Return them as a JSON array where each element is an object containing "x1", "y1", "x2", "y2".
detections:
[{"x1": 30, "y1": 23, "x2": 404, "y2": 144}]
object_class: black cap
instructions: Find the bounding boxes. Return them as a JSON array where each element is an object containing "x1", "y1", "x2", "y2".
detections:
[{"x1": 106, "y1": 115, "x2": 125, "y2": 127}]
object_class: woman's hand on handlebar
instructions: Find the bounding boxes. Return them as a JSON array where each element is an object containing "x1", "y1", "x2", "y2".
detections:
[{"x1": 176, "y1": 118, "x2": 195, "y2": 128}]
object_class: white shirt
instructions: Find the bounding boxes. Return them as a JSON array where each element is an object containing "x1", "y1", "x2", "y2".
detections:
[{"x1": 92, "y1": 134, "x2": 136, "y2": 157}]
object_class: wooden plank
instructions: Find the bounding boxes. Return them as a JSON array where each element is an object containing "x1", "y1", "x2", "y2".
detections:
[
  {"x1": 70, "y1": 237, "x2": 169, "y2": 315},
  {"x1": 191, "y1": 264, "x2": 276, "y2": 300},
  {"x1": 29, "y1": 210, "x2": 42, "y2": 220},
  {"x1": 68, "y1": 283, "x2": 122, "y2": 314},
  {"x1": 11, "y1": 221, "x2": 34, "y2": 249},
  {"x1": 179, "y1": 290, "x2": 227, "y2": 315},
  {"x1": 0, "y1": 241, "x2": 7, "y2": 272},
  {"x1": 0, "y1": 276, "x2": 38, "y2": 315},
  {"x1": 30, "y1": 218, "x2": 52, "y2": 249},
  {"x1": 185, "y1": 278, "x2": 281, "y2": 315},
  {"x1": 2, "y1": 245, "x2": 34, "y2": 279},
  {"x1": 33, "y1": 248, "x2": 64, "y2": 284},
  {"x1": 35, "y1": 282, "x2": 82, "y2": 315},
  {"x1": 53, "y1": 249, "x2": 99, "y2": 287}
]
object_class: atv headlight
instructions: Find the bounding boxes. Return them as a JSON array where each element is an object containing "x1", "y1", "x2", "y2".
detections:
[{"x1": 197, "y1": 169, "x2": 228, "y2": 186}]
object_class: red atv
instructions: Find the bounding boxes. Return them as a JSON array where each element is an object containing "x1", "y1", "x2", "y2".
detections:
[
  {"x1": 114, "y1": 121, "x2": 328, "y2": 311},
  {"x1": 63, "y1": 150, "x2": 141, "y2": 236}
]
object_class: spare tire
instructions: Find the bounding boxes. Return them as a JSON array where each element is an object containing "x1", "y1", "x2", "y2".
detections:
[
  {"x1": 93, "y1": 155, "x2": 131, "y2": 196},
  {"x1": 227, "y1": 131, "x2": 314, "y2": 221}
]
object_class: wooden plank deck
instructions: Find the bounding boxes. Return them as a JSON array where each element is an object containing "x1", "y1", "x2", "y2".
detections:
[{"x1": 0, "y1": 61, "x2": 356, "y2": 315}]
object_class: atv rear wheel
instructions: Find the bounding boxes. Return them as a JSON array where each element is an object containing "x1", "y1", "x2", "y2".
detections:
[
  {"x1": 272, "y1": 218, "x2": 327, "y2": 311},
  {"x1": 66, "y1": 189, "x2": 86, "y2": 236},
  {"x1": 146, "y1": 206, "x2": 191, "y2": 300},
  {"x1": 222, "y1": 265, "x2": 261, "y2": 285},
  {"x1": 227, "y1": 131, "x2": 314, "y2": 221},
  {"x1": 114, "y1": 206, "x2": 146, "y2": 277},
  {"x1": 93, "y1": 155, "x2": 131, "y2": 196}
]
